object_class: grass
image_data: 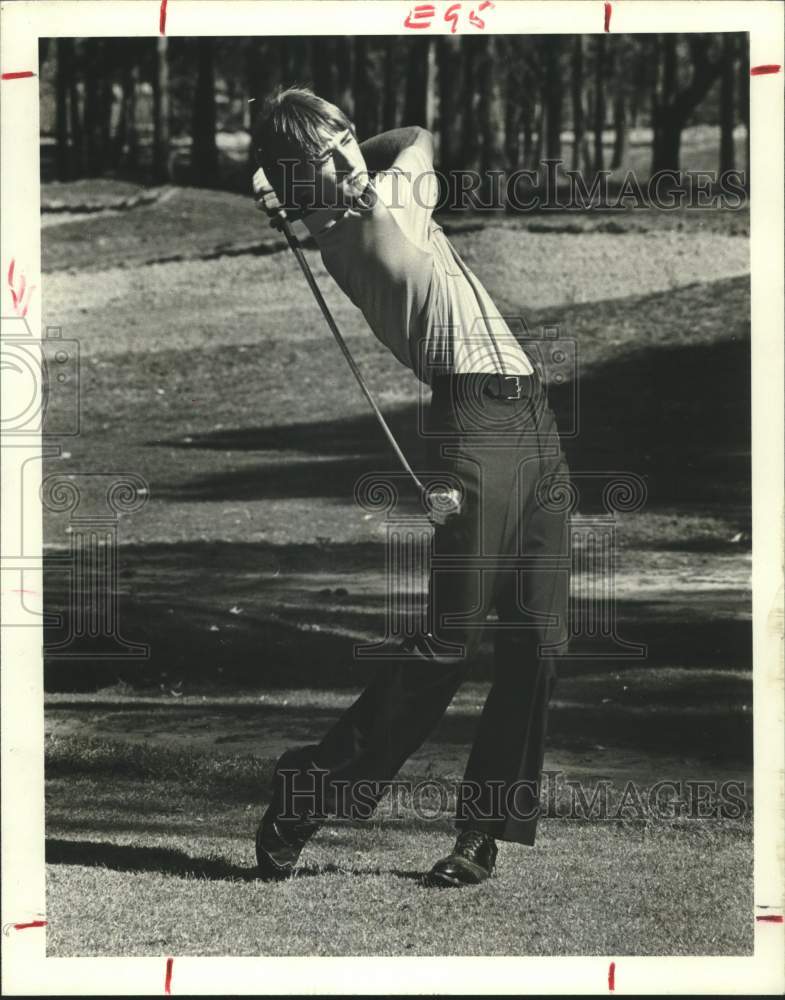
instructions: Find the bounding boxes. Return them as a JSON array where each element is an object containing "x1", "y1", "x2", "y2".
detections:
[{"x1": 45, "y1": 738, "x2": 753, "y2": 957}]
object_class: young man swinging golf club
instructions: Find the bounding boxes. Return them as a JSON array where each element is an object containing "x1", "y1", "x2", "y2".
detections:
[{"x1": 252, "y1": 87, "x2": 571, "y2": 888}]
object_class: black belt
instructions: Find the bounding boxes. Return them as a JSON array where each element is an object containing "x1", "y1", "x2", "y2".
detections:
[{"x1": 432, "y1": 371, "x2": 541, "y2": 401}]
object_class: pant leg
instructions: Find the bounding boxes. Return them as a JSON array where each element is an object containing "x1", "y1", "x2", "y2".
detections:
[
  {"x1": 311, "y1": 379, "x2": 521, "y2": 817},
  {"x1": 309, "y1": 378, "x2": 569, "y2": 835},
  {"x1": 313, "y1": 649, "x2": 468, "y2": 817},
  {"x1": 457, "y1": 401, "x2": 571, "y2": 845}
]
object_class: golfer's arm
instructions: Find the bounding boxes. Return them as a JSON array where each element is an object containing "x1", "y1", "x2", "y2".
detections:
[{"x1": 358, "y1": 127, "x2": 434, "y2": 173}]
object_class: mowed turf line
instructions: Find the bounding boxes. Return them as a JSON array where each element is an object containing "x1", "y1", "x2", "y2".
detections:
[{"x1": 45, "y1": 741, "x2": 753, "y2": 957}]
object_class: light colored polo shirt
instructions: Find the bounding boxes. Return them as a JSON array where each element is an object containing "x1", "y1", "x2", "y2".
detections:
[{"x1": 312, "y1": 144, "x2": 534, "y2": 384}]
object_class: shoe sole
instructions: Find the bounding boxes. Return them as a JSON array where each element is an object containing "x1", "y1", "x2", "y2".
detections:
[
  {"x1": 426, "y1": 869, "x2": 490, "y2": 888},
  {"x1": 255, "y1": 823, "x2": 298, "y2": 881},
  {"x1": 255, "y1": 842, "x2": 296, "y2": 881}
]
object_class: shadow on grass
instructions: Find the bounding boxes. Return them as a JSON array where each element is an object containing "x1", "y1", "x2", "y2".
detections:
[
  {"x1": 45, "y1": 837, "x2": 426, "y2": 884},
  {"x1": 44, "y1": 536, "x2": 751, "y2": 688},
  {"x1": 149, "y1": 329, "x2": 750, "y2": 515},
  {"x1": 45, "y1": 837, "x2": 259, "y2": 881}
]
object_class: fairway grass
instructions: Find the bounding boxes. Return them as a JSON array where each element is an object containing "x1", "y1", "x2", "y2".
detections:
[
  {"x1": 41, "y1": 186, "x2": 753, "y2": 959},
  {"x1": 46, "y1": 741, "x2": 753, "y2": 958}
]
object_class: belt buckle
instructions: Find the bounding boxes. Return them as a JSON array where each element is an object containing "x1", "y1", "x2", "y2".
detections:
[{"x1": 500, "y1": 374, "x2": 523, "y2": 400}]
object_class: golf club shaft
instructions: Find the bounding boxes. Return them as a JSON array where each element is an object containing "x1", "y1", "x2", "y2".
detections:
[{"x1": 277, "y1": 216, "x2": 427, "y2": 498}]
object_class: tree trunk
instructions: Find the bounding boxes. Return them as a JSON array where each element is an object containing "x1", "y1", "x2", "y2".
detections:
[
  {"x1": 153, "y1": 36, "x2": 171, "y2": 182},
  {"x1": 479, "y1": 36, "x2": 506, "y2": 205},
  {"x1": 521, "y1": 96, "x2": 533, "y2": 169},
  {"x1": 283, "y1": 37, "x2": 313, "y2": 90},
  {"x1": 314, "y1": 38, "x2": 337, "y2": 103},
  {"x1": 382, "y1": 38, "x2": 398, "y2": 131},
  {"x1": 353, "y1": 37, "x2": 377, "y2": 140},
  {"x1": 504, "y1": 47, "x2": 521, "y2": 170},
  {"x1": 110, "y1": 42, "x2": 130, "y2": 169},
  {"x1": 651, "y1": 33, "x2": 677, "y2": 172},
  {"x1": 609, "y1": 40, "x2": 627, "y2": 170},
  {"x1": 738, "y1": 33, "x2": 750, "y2": 186},
  {"x1": 461, "y1": 37, "x2": 481, "y2": 170},
  {"x1": 719, "y1": 33, "x2": 735, "y2": 174},
  {"x1": 404, "y1": 38, "x2": 431, "y2": 128},
  {"x1": 126, "y1": 54, "x2": 139, "y2": 170},
  {"x1": 67, "y1": 41, "x2": 85, "y2": 177},
  {"x1": 593, "y1": 33, "x2": 606, "y2": 172},
  {"x1": 84, "y1": 39, "x2": 104, "y2": 173},
  {"x1": 570, "y1": 36, "x2": 585, "y2": 171},
  {"x1": 611, "y1": 89, "x2": 626, "y2": 168},
  {"x1": 651, "y1": 34, "x2": 722, "y2": 173},
  {"x1": 55, "y1": 39, "x2": 72, "y2": 180},
  {"x1": 652, "y1": 110, "x2": 682, "y2": 171},
  {"x1": 543, "y1": 36, "x2": 562, "y2": 160},
  {"x1": 192, "y1": 38, "x2": 219, "y2": 187},
  {"x1": 438, "y1": 36, "x2": 461, "y2": 173},
  {"x1": 99, "y1": 46, "x2": 113, "y2": 170},
  {"x1": 336, "y1": 37, "x2": 354, "y2": 116}
]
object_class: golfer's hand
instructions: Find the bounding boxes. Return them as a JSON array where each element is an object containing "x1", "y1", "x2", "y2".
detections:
[
  {"x1": 426, "y1": 487, "x2": 462, "y2": 526},
  {"x1": 252, "y1": 168, "x2": 281, "y2": 217}
]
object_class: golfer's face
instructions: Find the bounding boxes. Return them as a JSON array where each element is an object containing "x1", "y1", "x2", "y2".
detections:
[{"x1": 308, "y1": 127, "x2": 368, "y2": 208}]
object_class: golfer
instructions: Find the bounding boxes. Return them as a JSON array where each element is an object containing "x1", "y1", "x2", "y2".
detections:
[{"x1": 252, "y1": 87, "x2": 571, "y2": 887}]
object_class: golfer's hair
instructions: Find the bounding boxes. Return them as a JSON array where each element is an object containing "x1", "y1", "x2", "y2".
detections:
[{"x1": 252, "y1": 86, "x2": 353, "y2": 203}]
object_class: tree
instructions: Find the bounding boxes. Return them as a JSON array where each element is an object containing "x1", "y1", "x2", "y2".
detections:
[
  {"x1": 570, "y1": 36, "x2": 590, "y2": 171},
  {"x1": 503, "y1": 38, "x2": 522, "y2": 170},
  {"x1": 543, "y1": 36, "x2": 563, "y2": 160},
  {"x1": 610, "y1": 38, "x2": 628, "y2": 169},
  {"x1": 55, "y1": 39, "x2": 73, "y2": 179},
  {"x1": 460, "y1": 37, "x2": 482, "y2": 170},
  {"x1": 382, "y1": 38, "x2": 398, "y2": 131},
  {"x1": 335, "y1": 37, "x2": 354, "y2": 116},
  {"x1": 437, "y1": 36, "x2": 462, "y2": 173},
  {"x1": 719, "y1": 33, "x2": 736, "y2": 175},
  {"x1": 282, "y1": 37, "x2": 313, "y2": 89},
  {"x1": 313, "y1": 38, "x2": 337, "y2": 103},
  {"x1": 83, "y1": 39, "x2": 106, "y2": 173},
  {"x1": 404, "y1": 38, "x2": 431, "y2": 128},
  {"x1": 651, "y1": 34, "x2": 722, "y2": 172},
  {"x1": 517, "y1": 42, "x2": 541, "y2": 170},
  {"x1": 152, "y1": 37, "x2": 171, "y2": 182},
  {"x1": 628, "y1": 36, "x2": 649, "y2": 129},
  {"x1": 593, "y1": 33, "x2": 607, "y2": 172},
  {"x1": 353, "y1": 37, "x2": 377, "y2": 139},
  {"x1": 65, "y1": 42, "x2": 84, "y2": 177},
  {"x1": 191, "y1": 38, "x2": 219, "y2": 187},
  {"x1": 479, "y1": 35, "x2": 506, "y2": 204},
  {"x1": 737, "y1": 33, "x2": 750, "y2": 186}
]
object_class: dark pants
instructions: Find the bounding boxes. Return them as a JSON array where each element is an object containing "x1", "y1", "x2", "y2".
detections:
[{"x1": 311, "y1": 370, "x2": 571, "y2": 845}]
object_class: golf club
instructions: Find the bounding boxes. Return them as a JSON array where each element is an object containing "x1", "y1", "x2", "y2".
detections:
[{"x1": 252, "y1": 163, "x2": 430, "y2": 498}]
